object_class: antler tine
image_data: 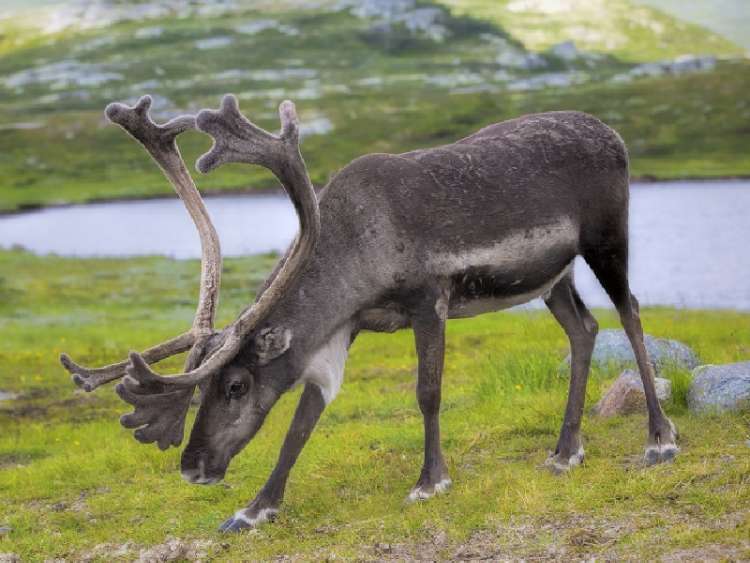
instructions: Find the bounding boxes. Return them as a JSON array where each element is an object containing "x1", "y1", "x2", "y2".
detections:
[
  {"x1": 196, "y1": 94, "x2": 298, "y2": 174},
  {"x1": 60, "y1": 95, "x2": 223, "y2": 391},
  {"x1": 124, "y1": 95, "x2": 320, "y2": 387},
  {"x1": 60, "y1": 332, "x2": 194, "y2": 391},
  {"x1": 116, "y1": 365, "x2": 192, "y2": 450}
]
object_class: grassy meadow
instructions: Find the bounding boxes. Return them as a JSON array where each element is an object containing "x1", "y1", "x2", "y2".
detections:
[
  {"x1": 1, "y1": 0, "x2": 749, "y2": 560},
  {"x1": 0, "y1": 249, "x2": 748, "y2": 560}
]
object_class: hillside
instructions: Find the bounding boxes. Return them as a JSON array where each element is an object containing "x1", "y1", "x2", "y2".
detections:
[
  {"x1": 635, "y1": 0, "x2": 750, "y2": 50},
  {"x1": 0, "y1": 0, "x2": 748, "y2": 211}
]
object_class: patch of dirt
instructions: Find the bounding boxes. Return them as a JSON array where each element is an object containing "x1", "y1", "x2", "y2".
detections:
[
  {"x1": 0, "y1": 391, "x2": 116, "y2": 423},
  {"x1": 341, "y1": 508, "x2": 750, "y2": 562},
  {"x1": 0, "y1": 554, "x2": 21, "y2": 563},
  {"x1": 136, "y1": 539, "x2": 215, "y2": 563},
  {"x1": 0, "y1": 451, "x2": 48, "y2": 468},
  {"x1": 284, "y1": 512, "x2": 642, "y2": 561},
  {"x1": 281, "y1": 515, "x2": 631, "y2": 561},
  {"x1": 78, "y1": 538, "x2": 216, "y2": 562},
  {"x1": 50, "y1": 491, "x2": 89, "y2": 515},
  {"x1": 660, "y1": 542, "x2": 750, "y2": 562},
  {"x1": 79, "y1": 541, "x2": 136, "y2": 562}
]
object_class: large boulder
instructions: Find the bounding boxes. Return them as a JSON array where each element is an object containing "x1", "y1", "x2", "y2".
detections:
[
  {"x1": 563, "y1": 329, "x2": 699, "y2": 374},
  {"x1": 593, "y1": 370, "x2": 672, "y2": 417},
  {"x1": 688, "y1": 361, "x2": 750, "y2": 413}
]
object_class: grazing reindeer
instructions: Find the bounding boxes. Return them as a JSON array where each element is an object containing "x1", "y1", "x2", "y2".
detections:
[{"x1": 61, "y1": 93, "x2": 678, "y2": 532}]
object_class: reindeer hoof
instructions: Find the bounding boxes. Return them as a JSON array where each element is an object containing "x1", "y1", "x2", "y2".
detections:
[
  {"x1": 544, "y1": 446, "x2": 585, "y2": 474},
  {"x1": 219, "y1": 507, "x2": 278, "y2": 533},
  {"x1": 644, "y1": 443, "x2": 679, "y2": 466},
  {"x1": 407, "y1": 477, "x2": 452, "y2": 502},
  {"x1": 644, "y1": 419, "x2": 679, "y2": 466}
]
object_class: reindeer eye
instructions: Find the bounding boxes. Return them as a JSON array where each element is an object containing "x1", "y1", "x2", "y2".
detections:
[{"x1": 227, "y1": 381, "x2": 248, "y2": 399}]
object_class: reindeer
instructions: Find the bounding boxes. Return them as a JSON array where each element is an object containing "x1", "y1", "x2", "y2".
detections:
[{"x1": 60, "y1": 93, "x2": 678, "y2": 532}]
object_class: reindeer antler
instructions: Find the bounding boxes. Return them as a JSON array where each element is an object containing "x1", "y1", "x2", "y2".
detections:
[
  {"x1": 123, "y1": 94, "x2": 320, "y2": 388},
  {"x1": 60, "y1": 95, "x2": 222, "y2": 394},
  {"x1": 61, "y1": 94, "x2": 320, "y2": 448}
]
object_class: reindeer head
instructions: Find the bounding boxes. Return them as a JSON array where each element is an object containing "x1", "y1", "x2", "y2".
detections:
[
  {"x1": 179, "y1": 328, "x2": 295, "y2": 484},
  {"x1": 60, "y1": 94, "x2": 320, "y2": 481}
]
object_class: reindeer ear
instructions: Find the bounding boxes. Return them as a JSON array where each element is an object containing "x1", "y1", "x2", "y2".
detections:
[{"x1": 254, "y1": 327, "x2": 292, "y2": 365}]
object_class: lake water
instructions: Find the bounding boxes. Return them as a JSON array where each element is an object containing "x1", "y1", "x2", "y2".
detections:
[{"x1": 1, "y1": 180, "x2": 749, "y2": 310}]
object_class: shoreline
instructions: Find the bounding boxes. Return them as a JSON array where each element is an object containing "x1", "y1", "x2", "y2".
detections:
[{"x1": 1, "y1": 175, "x2": 750, "y2": 217}]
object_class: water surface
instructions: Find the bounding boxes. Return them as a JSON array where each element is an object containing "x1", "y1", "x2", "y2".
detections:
[{"x1": 1, "y1": 181, "x2": 748, "y2": 310}]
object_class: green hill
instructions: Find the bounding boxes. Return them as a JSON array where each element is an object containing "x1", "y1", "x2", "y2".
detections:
[
  {"x1": 0, "y1": 0, "x2": 747, "y2": 211},
  {"x1": 635, "y1": 0, "x2": 750, "y2": 50}
]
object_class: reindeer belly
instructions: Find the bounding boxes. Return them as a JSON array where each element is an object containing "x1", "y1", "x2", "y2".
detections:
[
  {"x1": 447, "y1": 261, "x2": 573, "y2": 318},
  {"x1": 425, "y1": 216, "x2": 579, "y2": 318}
]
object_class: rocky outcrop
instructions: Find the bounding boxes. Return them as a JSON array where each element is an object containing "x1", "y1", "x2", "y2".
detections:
[
  {"x1": 563, "y1": 329, "x2": 699, "y2": 374},
  {"x1": 612, "y1": 55, "x2": 716, "y2": 82},
  {"x1": 688, "y1": 361, "x2": 750, "y2": 413},
  {"x1": 593, "y1": 369, "x2": 672, "y2": 417},
  {"x1": 340, "y1": 0, "x2": 449, "y2": 41}
]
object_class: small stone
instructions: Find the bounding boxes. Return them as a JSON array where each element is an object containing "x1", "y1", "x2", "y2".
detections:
[
  {"x1": 0, "y1": 525, "x2": 11, "y2": 536},
  {"x1": 0, "y1": 391, "x2": 18, "y2": 402},
  {"x1": 562, "y1": 329, "x2": 699, "y2": 374},
  {"x1": 687, "y1": 361, "x2": 750, "y2": 414},
  {"x1": 593, "y1": 370, "x2": 671, "y2": 417},
  {"x1": 375, "y1": 542, "x2": 393, "y2": 554}
]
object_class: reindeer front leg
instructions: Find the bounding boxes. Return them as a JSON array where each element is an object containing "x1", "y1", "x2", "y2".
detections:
[
  {"x1": 220, "y1": 384, "x2": 326, "y2": 532},
  {"x1": 408, "y1": 291, "x2": 451, "y2": 501}
]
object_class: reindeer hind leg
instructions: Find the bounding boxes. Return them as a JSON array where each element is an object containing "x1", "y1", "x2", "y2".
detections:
[
  {"x1": 544, "y1": 271, "x2": 598, "y2": 473},
  {"x1": 583, "y1": 227, "x2": 678, "y2": 465}
]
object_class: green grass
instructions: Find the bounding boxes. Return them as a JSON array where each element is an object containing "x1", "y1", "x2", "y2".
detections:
[
  {"x1": 0, "y1": 1, "x2": 748, "y2": 212},
  {"x1": 0, "y1": 249, "x2": 748, "y2": 560}
]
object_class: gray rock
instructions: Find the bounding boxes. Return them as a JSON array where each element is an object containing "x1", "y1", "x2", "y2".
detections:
[
  {"x1": 0, "y1": 554, "x2": 19, "y2": 563},
  {"x1": 4, "y1": 60, "x2": 124, "y2": 90},
  {"x1": 687, "y1": 361, "x2": 750, "y2": 413},
  {"x1": 507, "y1": 71, "x2": 586, "y2": 91},
  {"x1": 593, "y1": 369, "x2": 671, "y2": 417},
  {"x1": 0, "y1": 525, "x2": 11, "y2": 536},
  {"x1": 234, "y1": 19, "x2": 299, "y2": 36},
  {"x1": 496, "y1": 50, "x2": 547, "y2": 70},
  {"x1": 611, "y1": 55, "x2": 717, "y2": 83},
  {"x1": 549, "y1": 40, "x2": 581, "y2": 61},
  {"x1": 0, "y1": 391, "x2": 17, "y2": 402},
  {"x1": 134, "y1": 26, "x2": 163, "y2": 39},
  {"x1": 341, "y1": 0, "x2": 448, "y2": 41},
  {"x1": 563, "y1": 329, "x2": 699, "y2": 374},
  {"x1": 299, "y1": 116, "x2": 334, "y2": 138},
  {"x1": 194, "y1": 36, "x2": 234, "y2": 50}
]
